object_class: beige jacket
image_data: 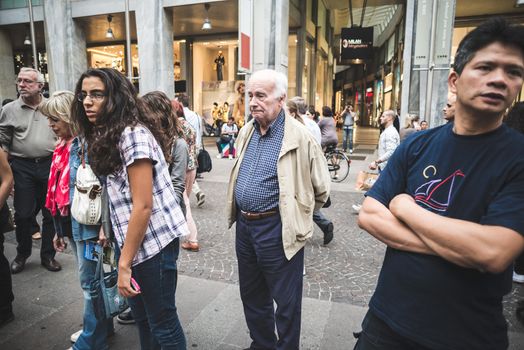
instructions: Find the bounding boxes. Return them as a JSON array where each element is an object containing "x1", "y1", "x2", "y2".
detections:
[{"x1": 227, "y1": 113, "x2": 331, "y2": 259}]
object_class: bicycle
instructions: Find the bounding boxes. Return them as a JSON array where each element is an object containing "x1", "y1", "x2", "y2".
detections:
[{"x1": 324, "y1": 145, "x2": 351, "y2": 182}]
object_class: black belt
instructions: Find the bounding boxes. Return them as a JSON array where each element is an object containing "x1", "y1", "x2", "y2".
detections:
[
  {"x1": 13, "y1": 155, "x2": 52, "y2": 163},
  {"x1": 240, "y1": 209, "x2": 278, "y2": 221}
]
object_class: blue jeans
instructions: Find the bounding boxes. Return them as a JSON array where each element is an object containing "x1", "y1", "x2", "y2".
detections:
[
  {"x1": 313, "y1": 210, "x2": 332, "y2": 234},
  {"x1": 128, "y1": 238, "x2": 186, "y2": 350},
  {"x1": 69, "y1": 239, "x2": 114, "y2": 350},
  {"x1": 342, "y1": 126, "x2": 354, "y2": 151}
]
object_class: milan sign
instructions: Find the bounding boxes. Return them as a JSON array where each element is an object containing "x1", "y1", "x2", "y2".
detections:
[{"x1": 340, "y1": 27, "x2": 374, "y2": 60}]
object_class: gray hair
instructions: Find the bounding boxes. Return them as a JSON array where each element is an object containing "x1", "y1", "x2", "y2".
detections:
[
  {"x1": 290, "y1": 96, "x2": 307, "y2": 115},
  {"x1": 250, "y1": 69, "x2": 288, "y2": 100},
  {"x1": 19, "y1": 67, "x2": 45, "y2": 83}
]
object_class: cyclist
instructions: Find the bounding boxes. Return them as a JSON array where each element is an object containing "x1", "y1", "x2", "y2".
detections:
[{"x1": 318, "y1": 106, "x2": 338, "y2": 150}]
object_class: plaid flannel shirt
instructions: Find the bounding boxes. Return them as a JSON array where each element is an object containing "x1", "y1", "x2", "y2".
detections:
[{"x1": 107, "y1": 125, "x2": 189, "y2": 266}]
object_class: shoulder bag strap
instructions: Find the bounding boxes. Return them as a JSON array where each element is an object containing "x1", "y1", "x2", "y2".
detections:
[
  {"x1": 80, "y1": 141, "x2": 86, "y2": 169},
  {"x1": 96, "y1": 247, "x2": 104, "y2": 282}
]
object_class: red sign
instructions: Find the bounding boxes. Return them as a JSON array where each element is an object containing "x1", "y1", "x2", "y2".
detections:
[{"x1": 241, "y1": 33, "x2": 250, "y2": 71}]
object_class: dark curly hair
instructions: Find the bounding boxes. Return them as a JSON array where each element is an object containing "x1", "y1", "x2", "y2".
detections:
[
  {"x1": 70, "y1": 68, "x2": 170, "y2": 176},
  {"x1": 142, "y1": 91, "x2": 185, "y2": 162}
]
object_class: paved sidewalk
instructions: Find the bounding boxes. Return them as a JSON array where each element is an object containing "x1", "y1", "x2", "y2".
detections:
[{"x1": 0, "y1": 242, "x2": 367, "y2": 350}]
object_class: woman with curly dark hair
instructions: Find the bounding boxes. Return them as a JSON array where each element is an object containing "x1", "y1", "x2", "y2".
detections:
[
  {"x1": 142, "y1": 91, "x2": 188, "y2": 215},
  {"x1": 71, "y1": 68, "x2": 188, "y2": 349}
]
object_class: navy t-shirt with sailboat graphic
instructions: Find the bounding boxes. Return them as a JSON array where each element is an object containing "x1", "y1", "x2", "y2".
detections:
[{"x1": 366, "y1": 122, "x2": 524, "y2": 350}]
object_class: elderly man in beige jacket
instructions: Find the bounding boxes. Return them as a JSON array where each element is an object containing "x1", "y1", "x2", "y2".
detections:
[{"x1": 227, "y1": 69, "x2": 330, "y2": 350}]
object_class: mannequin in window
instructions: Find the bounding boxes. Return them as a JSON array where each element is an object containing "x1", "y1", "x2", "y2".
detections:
[
  {"x1": 214, "y1": 51, "x2": 225, "y2": 81},
  {"x1": 233, "y1": 82, "x2": 245, "y2": 127}
]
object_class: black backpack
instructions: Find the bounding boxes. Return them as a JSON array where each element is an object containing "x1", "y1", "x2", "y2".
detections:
[{"x1": 197, "y1": 145, "x2": 212, "y2": 173}]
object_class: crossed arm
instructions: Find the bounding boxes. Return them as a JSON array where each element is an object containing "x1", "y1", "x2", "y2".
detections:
[{"x1": 358, "y1": 195, "x2": 524, "y2": 273}]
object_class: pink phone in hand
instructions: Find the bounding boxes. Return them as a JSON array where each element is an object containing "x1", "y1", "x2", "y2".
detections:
[{"x1": 130, "y1": 277, "x2": 141, "y2": 292}]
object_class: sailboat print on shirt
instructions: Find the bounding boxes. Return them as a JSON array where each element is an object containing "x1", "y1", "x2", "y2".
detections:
[{"x1": 414, "y1": 169, "x2": 465, "y2": 212}]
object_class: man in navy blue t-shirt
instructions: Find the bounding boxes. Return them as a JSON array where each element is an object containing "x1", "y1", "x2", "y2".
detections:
[{"x1": 357, "y1": 19, "x2": 524, "y2": 350}]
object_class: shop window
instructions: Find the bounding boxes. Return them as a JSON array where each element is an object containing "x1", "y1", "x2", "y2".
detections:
[
  {"x1": 13, "y1": 51, "x2": 48, "y2": 80},
  {"x1": 87, "y1": 45, "x2": 126, "y2": 73},
  {"x1": 191, "y1": 39, "x2": 246, "y2": 125},
  {"x1": 0, "y1": 0, "x2": 41, "y2": 10}
]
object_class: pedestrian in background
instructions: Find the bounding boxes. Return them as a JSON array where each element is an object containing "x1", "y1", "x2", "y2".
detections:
[
  {"x1": 72, "y1": 68, "x2": 188, "y2": 349},
  {"x1": 178, "y1": 94, "x2": 206, "y2": 208},
  {"x1": 172, "y1": 100, "x2": 201, "y2": 252},
  {"x1": 0, "y1": 67, "x2": 60, "y2": 274},
  {"x1": 341, "y1": 103, "x2": 357, "y2": 154},
  {"x1": 288, "y1": 97, "x2": 334, "y2": 246},
  {"x1": 143, "y1": 92, "x2": 188, "y2": 214},
  {"x1": 318, "y1": 106, "x2": 338, "y2": 150},
  {"x1": 0, "y1": 145, "x2": 14, "y2": 327},
  {"x1": 399, "y1": 114, "x2": 420, "y2": 142},
  {"x1": 227, "y1": 69, "x2": 330, "y2": 349}
]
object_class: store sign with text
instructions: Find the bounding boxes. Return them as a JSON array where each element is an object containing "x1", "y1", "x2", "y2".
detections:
[{"x1": 340, "y1": 27, "x2": 374, "y2": 60}]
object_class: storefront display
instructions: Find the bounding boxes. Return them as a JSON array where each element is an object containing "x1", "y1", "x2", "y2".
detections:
[
  {"x1": 374, "y1": 80, "x2": 384, "y2": 127},
  {"x1": 87, "y1": 44, "x2": 139, "y2": 77}
]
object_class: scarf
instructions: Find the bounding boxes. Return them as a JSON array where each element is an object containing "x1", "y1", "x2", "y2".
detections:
[{"x1": 45, "y1": 138, "x2": 72, "y2": 216}]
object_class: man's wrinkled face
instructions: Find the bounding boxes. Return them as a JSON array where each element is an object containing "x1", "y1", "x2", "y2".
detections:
[
  {"x1": 248, "y1": 77, "x2": 284, "y2": 126},
  {"x1": 450, "y1": 41, "x2": 524, "y2": 117},
  {"x1": 16, "y1": 71, "x2": 42, "y2": 99}
]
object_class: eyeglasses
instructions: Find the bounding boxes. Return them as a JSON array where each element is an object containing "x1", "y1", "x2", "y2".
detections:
[
  {"x1": 15, "y1": 78, "x2": 38, "y2": 85},
  {"x1": 77, "y1": 92, "x2": 106, "y2": 102}
]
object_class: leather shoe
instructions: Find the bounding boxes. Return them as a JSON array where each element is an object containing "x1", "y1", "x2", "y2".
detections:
[
  {"x1": 323, "y1": 222, "x2": 334, "y2": 245},
  {"x1": 10, "y1": 256, "x2": 27, "y2": 274},
  {"x1": 41, "y1": 258, "x2": 62, "y2": 272}
]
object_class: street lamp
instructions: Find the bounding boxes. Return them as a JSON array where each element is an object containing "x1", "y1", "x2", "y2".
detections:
[{"x1": 106, "y1": 15, "x2": 114, "y2": 39}]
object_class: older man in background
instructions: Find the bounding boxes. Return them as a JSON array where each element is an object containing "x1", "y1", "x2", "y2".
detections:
[{"x1": 0, "y1": 68, "x2": 59, "y2": 273}]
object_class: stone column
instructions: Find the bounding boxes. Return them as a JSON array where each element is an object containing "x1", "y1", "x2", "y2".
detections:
[
  {"x1": 0, "y1": 29, "x2": 17, "y2": 101},
  {"x1": 135, "y1": 0, "x2": 174, "y2": 97},
  {"x1": 400, "y1": 0, "x2": 456, "y2": 127},
  {"x1": 252, "y1": 0, "x2": 289, "y2": 75},
  {"x1": 227, "y1": 44, "x2": 235, "y2": 81},
  {"x1": 43, "y1": 0, "x2": 87, "y2": 93}
]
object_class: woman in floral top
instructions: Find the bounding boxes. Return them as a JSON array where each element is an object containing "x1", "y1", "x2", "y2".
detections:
[{"x1": 171, "y1": 100, "x2": 200, "y2": 252}]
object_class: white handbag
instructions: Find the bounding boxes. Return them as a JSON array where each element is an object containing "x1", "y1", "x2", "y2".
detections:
[{"x1": 71, "y1": 142, "x2": 102, "y2": 225}]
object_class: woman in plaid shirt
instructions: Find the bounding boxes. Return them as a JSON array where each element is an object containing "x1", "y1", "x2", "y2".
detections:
[{"x1": 71, "y1": 68, "x2": 189, "y2": 349}]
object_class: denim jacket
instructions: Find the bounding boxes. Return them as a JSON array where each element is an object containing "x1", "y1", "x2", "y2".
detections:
[{"x1": 69, "y1": 137, "x2": 100, "y2": 242}]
